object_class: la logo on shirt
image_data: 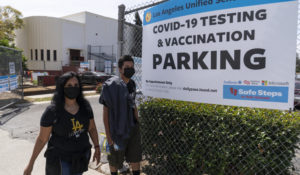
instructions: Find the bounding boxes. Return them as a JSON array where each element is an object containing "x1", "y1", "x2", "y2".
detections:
[{"x1": 70, "y1": 118, "x2": 84, "y2": 138}]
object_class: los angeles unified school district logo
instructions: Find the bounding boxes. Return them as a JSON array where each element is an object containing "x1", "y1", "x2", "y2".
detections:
[{"x1": 145, "y1": 12, "x2": 152, "y2": 23}]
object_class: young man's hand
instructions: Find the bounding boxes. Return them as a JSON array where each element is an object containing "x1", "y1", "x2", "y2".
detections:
[
  {"x1": 107, "y1": 137, "x2": 113, "y2": 146},
  {"x1": 93, "y1": 148, "x2": 101, "y2": 165}
]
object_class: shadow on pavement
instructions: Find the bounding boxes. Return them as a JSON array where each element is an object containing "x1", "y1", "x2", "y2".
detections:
[{"x1": 0, "y1": 99, "x2": 32, "y2": 125}]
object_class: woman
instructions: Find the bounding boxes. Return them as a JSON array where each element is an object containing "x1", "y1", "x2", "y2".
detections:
[{"x1": 24, "y1": 72, "x2": 101, "y2": 175}]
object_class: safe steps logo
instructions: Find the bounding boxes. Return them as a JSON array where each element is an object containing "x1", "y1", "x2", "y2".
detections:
[
  {"x1": 230, "y1": 87, "x2": 238, "y2": 96},
  {"x1": 145, "y1": 12, "x2": 152, "y2": 23},
  {"x1": 223, "y1": 85, "x2": 288, "y2": 103}
]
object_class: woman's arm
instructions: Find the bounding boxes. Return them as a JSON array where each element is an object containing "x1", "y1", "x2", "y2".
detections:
[
  {"x1": 88, "y1": 119, "x2": 100, "y2": 147},
  {"x1": 88, "y1": 119, "x2": 100, "y2": 164},
  {"x1": 24, "y1": 126, "x2": 52, "y2": 175}
]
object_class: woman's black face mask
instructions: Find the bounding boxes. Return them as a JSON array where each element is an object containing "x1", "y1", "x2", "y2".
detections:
[{"x1": 64, "y1": 87, "x2": 80, "y2": 99}]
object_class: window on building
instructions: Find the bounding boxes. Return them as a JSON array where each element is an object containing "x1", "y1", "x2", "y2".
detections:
[
  {"x1": 35, "y1": 49, "x2": 38, "y2": 60},
  {"x1": 53, "y1": 50, "x2": 57, "y2": 61},
  {"x1": 47, "y1": 50, "x2": 50, "y2": 61},
  {"x1": 30, "y1": 49, "x2": 33, "y2": 60},
  {"x1": 41, "y1": 49, "x2": 44, "y2": 61}
]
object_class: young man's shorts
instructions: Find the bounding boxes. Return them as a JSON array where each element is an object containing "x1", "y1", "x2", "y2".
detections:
[{"x1": 108, "y1": 123, "x2": 142, "y2": 169}]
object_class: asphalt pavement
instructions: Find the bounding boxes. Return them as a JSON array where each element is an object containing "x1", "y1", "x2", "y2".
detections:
[{"x1": 0, "y1": 95, "x2": 105, "y2": 143}]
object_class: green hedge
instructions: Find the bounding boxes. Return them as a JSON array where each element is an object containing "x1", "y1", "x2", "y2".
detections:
[
  {"x1": 139, "y1": 99, "x2": 300, "y2": 175},
  {"x1": 95, "y1": 83, "x2": 102, "y2": 94}
]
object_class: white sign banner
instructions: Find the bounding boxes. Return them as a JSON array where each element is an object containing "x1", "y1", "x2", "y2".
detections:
[
  {"x1": 0, "y1": 76, "x2": 9, "y2": 93},
  {"x1": 9, "y1": 75, "x2": 18, "y2": 90},
  {"x1": 142, "y1": 0, "x2": 298, "y2": 110},
  {"x1": 88, "y1": 60, "x2": 95, "y2": 72},
  {"x1": 9, "y1": 62, "x2": 15, "y2": 74},
  {"x1": 32, "y1": 72, "x2": 48, "y2": 81},
  {"x1": 80, "y1": 62, "x2": 89, "y2": 68},
  {"x1": 105, "y1": 60, "x2": 112, "y2": 74}
]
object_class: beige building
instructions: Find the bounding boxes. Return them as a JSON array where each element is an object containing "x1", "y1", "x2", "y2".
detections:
[{"x1": 15, "y1": 12, "x2": 118, "y2": 72}]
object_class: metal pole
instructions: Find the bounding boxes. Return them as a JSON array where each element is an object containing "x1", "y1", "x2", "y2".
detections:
[
  {"x1": 112, "y1": 45, "x2": 114, "y2": 75},
  {"x1": 118, "y1": 4, "x2": 125, "y2": 75},
  {"x1": 112, "y1": 45, "x2": 114, "y2": 60},
  {"x1": 19, "y1": 52, "x2": 24, "y2": 100},
  {"x1": 88, "y1": 45, "x2": 91, "y2": 60},
  {"x1": 61, "y1": 60, "x2": 63, "y2": 73}
]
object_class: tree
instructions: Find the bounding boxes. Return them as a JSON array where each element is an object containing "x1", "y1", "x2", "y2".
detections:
[
  {"x1": 134, "y1": 11, "x2": 142, "y2": 26},
  {"x1": 22, "y1": 55, "x2": 28, "y2": 71},
  {"x1": 0, "y1": 6, "x2": 23, "y2": 45},
  {"x1": 0, "y1": 6, "x2": 27, "y2": 71}
]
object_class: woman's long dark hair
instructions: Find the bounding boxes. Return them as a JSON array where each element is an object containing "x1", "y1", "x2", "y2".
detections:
[{"x1": 52, "y1": 71, "x2": 90, "y2": 113}]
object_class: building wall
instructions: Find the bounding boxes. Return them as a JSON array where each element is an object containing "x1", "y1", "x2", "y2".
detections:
[
  {"x1": 15, "y1": 16, "x2": 64, "y2": 71},
  {"x1": 15, "y1": 23, "x2": 28, "y2": 58},
  {"x1": 62, "y1": 20, "x2": 85, "y2": 65},
  {"x1": 85, "y1": 12, "x2": 118, "y2": 58},
  {"x1": 62, "y1": 12, "x2": 86, "y2": 24},
  {"x1": 15, "y1": 12, "x2": 118, "y2": 72}
]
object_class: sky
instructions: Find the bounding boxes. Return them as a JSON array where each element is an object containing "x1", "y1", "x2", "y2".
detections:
[{"x1": 0, "y1": 0, "x2": 152, "y2": 19}]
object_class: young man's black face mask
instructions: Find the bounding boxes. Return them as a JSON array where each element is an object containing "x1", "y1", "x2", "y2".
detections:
[
  {"x1": 64, "y1": 87, "x2": 80, "y2": 99},
  {"x1": 124, "y1": 67, "x2": 135, "y2": 79}
]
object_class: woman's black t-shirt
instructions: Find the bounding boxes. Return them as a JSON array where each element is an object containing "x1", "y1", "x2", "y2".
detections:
[{"x1": 40, "y1": 104, "x2": 94, "y2": 154}]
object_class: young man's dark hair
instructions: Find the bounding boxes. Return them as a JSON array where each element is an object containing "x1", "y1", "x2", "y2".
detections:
[{"x1": 118, "y1": 55, "x2": 134, "y2": 69}]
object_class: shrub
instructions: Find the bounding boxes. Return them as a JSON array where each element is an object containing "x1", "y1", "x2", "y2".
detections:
[
  {"x1": 139, "y1": 99, "x2": 300, "y2": 175},
  {"x1": 32, "y1": 80, "x2": 38, "y2": 86},
  {"x1": 95, "y1": 83, "x2": 102, "y2": 94}
]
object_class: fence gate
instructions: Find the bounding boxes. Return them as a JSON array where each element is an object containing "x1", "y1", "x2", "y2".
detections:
[{"x1": 0, "y1": 46, "x2": 23, "y2": 110}]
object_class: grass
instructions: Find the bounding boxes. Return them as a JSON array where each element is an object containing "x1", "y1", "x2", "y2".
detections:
[
  {"x1": 24, "y1": 97, "x2": 52, "y2": 102},
  {"x1": 24, "y1": 92, "x2": 99, "y2": 103}
]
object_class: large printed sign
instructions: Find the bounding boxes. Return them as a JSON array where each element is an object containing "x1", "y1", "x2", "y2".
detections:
[
  {"x1": 0, "y1": 75, "x2": 18, "y2": 92},
  {"x1": 142, "y1": 0, "x2": 298, "y2": 110}
]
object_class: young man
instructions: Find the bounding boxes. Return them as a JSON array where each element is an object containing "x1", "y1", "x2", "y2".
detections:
[{"x1": 99, "y1": 55, "x2": 142, "y2": 175}]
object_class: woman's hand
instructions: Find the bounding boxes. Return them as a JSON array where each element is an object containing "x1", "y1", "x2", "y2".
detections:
[
  {"x1": 23, "y1": 126, "x2": 51, "y2": 175},
  {"x1": 23, "y1": 164, "x2": 33, "y2": 175},
  {"x1": 93, "y1": 147, "x2": 101, "y2": 165}
]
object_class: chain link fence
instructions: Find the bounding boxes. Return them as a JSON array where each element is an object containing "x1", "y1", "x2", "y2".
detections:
[
  {"x1": 88, "y1": 45, "x2": 116, "y2": 72},
  {"x1": 119, "y1": 0, "x2": 300, "y2": 174},
  {"x1": 118, "y1": 0, "x2": 168, "y2": 89},
  {"x1": 0, "y1": 46, "x2": 23, "y2": 109}
]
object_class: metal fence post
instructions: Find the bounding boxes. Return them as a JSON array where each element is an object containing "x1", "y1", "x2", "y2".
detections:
[
  {"x1": 88, "y1": 45, "x2": 91, "y2": 60},
  {"x1": 117, "y1": 4, "x2": 125, "y2": 76},
  {"x1": 19, "y1": 51, "x2": 24, "y2": 100}
]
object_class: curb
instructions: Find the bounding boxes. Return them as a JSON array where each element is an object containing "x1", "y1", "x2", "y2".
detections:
[{"x1": 23, "y1": 85, "x2": 97, "y2": 96}]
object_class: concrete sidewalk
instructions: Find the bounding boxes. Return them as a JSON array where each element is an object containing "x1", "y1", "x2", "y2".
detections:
[{"x1": 0, "y1": 129, "x2": 102, "y2": 175}]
